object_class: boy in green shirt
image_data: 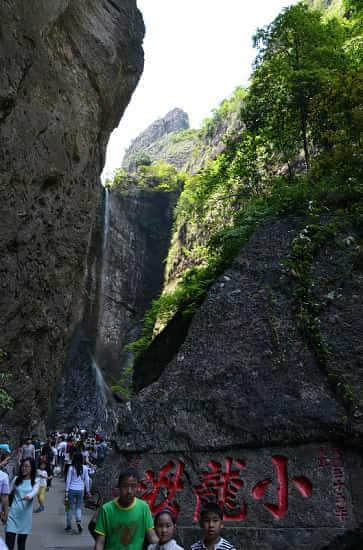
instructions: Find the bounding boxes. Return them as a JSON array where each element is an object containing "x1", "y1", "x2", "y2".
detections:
[{"x1": 94, "y1": 467, "x2": 159, "y2": 550}]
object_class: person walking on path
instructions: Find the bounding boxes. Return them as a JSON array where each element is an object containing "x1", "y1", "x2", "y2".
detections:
[
  {"x1": 56, "y1": 438, "x2": 66, "y2": 473},
  {"x1": 40, "y1": 440, "x2": 54, "y2": 489},
  {"x1": 0, "y1": 463, "x2": 9, "y2": 524},
  {"x1": 34, "y1": 461, "x2": 52, "y2": 513},
  {"x1": 5, "y1": 458, "x2": 39, "y2": 550},
  {"x1": 17, "y1": 441, "x2": 35, "y2": 466},
  {"x1": 0, "y1": 447, "x2": 11, "y2": 481},
  {"x1": 31, "y1": 437, "x2": 41, "y2": 469},
  {"x1": 63, "y1": 438, "x2": 74, "y2": 482},
  {"x1": 65, "y1": 452, "x2": 91, "y2": 533}
]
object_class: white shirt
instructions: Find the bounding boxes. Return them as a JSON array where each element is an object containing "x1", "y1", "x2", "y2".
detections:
[
  {"x1": 57, "y1": 441, "x2": 67, "y2": 455},
  {"x1": 36, "y1": 469, "x2": 48, "y2": 488},
  {"x1": 65, "y1": 465, "x2": 90, "y2": 493},
  {"x1": 191, "y1": 539, "x2": 236, "y2": 550},
  {"x1": 148, "y1": 541, "x2": 184, "y2": 550}
]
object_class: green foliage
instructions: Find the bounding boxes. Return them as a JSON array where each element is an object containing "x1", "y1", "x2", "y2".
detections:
[
  {"x1": 0, "y1": 351, "x2": 14, "y2": 410},
  {"x1": 247, "y1": 3, "x2": 348, "y2": 170},
  {"x1": 134, "y1": 152, "x2": 152, "y2": 168},
  {"x1": 199, "y1": 87, "x2": 247, "y2": 139},
  {"x1": 104, "y1": 167, "x2": 132, "y2": 189},
  {"x1": 307, "y1": 0, "x2": 345, "y2": 17},
  {"x1": 282, "y1": 212, "x2": 336, "y2": 361},
  {"x1": 343, "y1": 0, "x2": 363, "y2": 18},
  {"x1": 170, "y1": 128, "x2": 200, "y2": 144},
  {"x1": 111, "y1": 364, "x2": 133, "y2": 401},
  {"x1": 137, "y1": 161, "x2": 185, "y2": 192},
  {"x1": 281, "y1": 205, "x2": 360, "y2": 410},
  {"x1": 127, "y1": 1, "x2": 363, "y2": 358},
  {"x1": 105, "y1": 161, "x2": 185, "y2": 192},
  {"x1": 126, "y1": 260, "x2": 221, "y2": 357},
  {"x1": 131, "y1": 171, "x2": 362, "y2": 358}
]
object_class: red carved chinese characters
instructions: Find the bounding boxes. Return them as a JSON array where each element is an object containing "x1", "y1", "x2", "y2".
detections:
[
  {"x1": 139, "y1": 460, "x2": 185, "y2": 516},
  {"x1": 193, "y1": 457, "x2": 247, "y2": 521},
  {"x1": 317, "y1": 446, "x2": 348, "y2": 521},
  {"x1": 251, "y1": 455, "x2": 313, "y2": 520},
  {"x1": 139, "y1": 454, "x2": 315, "y2": 523},
  {"x1": 332, "y1": 448, "x2": 347, "y2": 521}
]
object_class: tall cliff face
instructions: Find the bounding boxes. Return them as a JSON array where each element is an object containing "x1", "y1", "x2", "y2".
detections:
[
  {"x1": 0, "y1": 0, "x2": 144, "y2": 436},
  {"x1": 162, "y1": 101, "x2": 244, "y2": 295},
  {"x1": 95, "y1": 187, "x2": 177, "y2": 382},
  {"x1": 55, "y1": 175, "x2": 178, "y2": 430}
]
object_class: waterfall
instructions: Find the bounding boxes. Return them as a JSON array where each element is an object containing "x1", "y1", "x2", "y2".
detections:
[
  {"x1": 54, "y1": 189, "x2": 115, "y2": 431},
  {"x1": 99, "y1": 186, "x2": 110, "y2": 319},
  {"x1": 103, "y1": 187, "x2": 110, "y2": 254},
  {"x1": 91, "y1": 357, "x2": 110, "y2": 422},
  {"x1": 91, "y1": 356, "x2": 119, "y2": 429}
]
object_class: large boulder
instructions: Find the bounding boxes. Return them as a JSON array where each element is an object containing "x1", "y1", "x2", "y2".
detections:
[{"x1": 109, "y1": 216, "x2": 363, "y2": 549}]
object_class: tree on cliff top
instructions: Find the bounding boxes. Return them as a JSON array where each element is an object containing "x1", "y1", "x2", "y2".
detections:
[{"x1": 245, "y1": 4, "x2": 346, "y2": 170}]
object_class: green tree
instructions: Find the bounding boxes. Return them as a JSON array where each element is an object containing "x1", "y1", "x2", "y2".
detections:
[
  {"x1": 245, "y1": 4, "x2": 346, "y2": 170},
  {"x1": 343, "y1": 0, "x2": 363, "y2": 19},
  {"x1": 134, "y1": 152, "x2": 152, "y2": 168},
  {"x1": 0, "y1": 351, "x2": 14, "y2": 410}
]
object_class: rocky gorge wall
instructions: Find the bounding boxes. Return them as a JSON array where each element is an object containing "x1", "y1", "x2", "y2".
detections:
[
  {"x1": 95, "y1": 187, "x2": 178, "y2": 383},
  {"x1": 96, "y1": 215, "x2": 363, "y2": 549},
  {"x1": 87, "y1": 92, "x2": 362, "y2": 547},
  {"x1": 2, "y1": 2, "x2": 361, "y2": 547},
  {"x1": 0, "y1": 0, "x2": 144, "y2": 437},
  {"x1": 54, "y1": 183, "x2": 178, "y2": 430}
]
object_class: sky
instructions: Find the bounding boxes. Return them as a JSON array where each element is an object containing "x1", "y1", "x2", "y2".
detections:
[{"x1": 102, "y1": 0, "x2": 296, "y2": 181}]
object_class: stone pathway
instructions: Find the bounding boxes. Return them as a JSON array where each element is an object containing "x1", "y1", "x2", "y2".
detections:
[{"x1": 1, "y1": 477, "x2": 95, "y2": 549}]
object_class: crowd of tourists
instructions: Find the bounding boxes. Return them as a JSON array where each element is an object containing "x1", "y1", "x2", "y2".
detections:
[
  {"x1": 0, "y1": 427, "x2": 109, "y2": 550},
  {"x1": 0, "y1": 431, "x2": 236, "y2": 550},
  {"x1": 92, "y1": 467, "x2": 236, "y2": 550}
]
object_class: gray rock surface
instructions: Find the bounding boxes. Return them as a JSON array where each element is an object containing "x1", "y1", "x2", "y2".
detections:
[
  {"x1": 117, "y1": 219, "x2": 348, "y2": 452},
  {"x1": 0, "y1": 0, "x2": 144, "y2": 436},
  {"x1": 53, "y1": 184, "x2": 177, "y2": 430},
  {"x1": 108, "y1": 217, "x2": 363, "y2": 548},
  {"x1": 122, "y1": 108, "x2": 190, "y2": 171},
  {"x1": 95, "y1": 444, "x2": 362, "y2": 549},
  {"x1": 95, "y1": 186, "x2": 178, "y2": 388}
]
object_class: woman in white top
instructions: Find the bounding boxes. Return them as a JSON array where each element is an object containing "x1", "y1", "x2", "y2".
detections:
[{"x1": 65, "y1": 452, "x2": 91, "y2": 533}]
